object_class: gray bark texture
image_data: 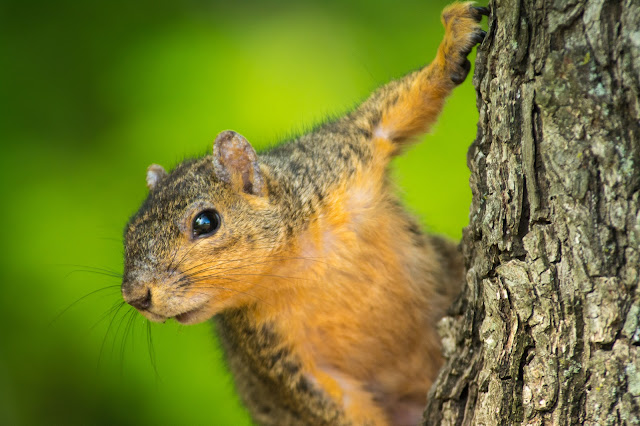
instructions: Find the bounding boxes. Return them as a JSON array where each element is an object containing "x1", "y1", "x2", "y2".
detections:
[{"x1": 423, "y1": 0, "x2": 640, "y2": 424}]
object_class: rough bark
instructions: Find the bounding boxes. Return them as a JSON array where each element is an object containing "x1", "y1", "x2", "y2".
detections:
[{"x1": 423, "y1": 0, "x2": 640, "y2": 424}]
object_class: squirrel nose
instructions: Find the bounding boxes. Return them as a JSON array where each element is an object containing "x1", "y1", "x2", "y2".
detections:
[{"x1": 127, "y1": 288, "x2": 152, "y2": 311}]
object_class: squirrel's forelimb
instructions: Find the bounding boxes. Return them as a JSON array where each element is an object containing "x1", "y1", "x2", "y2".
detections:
[{"x1": 352, "y1": 3, "x2": 487, "y2": 154}]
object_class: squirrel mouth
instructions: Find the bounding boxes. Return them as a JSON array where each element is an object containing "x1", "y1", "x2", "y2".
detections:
[{"x1": 173, "y1": 304, "x2": 209, "y2": 325}]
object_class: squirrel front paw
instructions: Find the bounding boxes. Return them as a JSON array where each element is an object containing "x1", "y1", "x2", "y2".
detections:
[{"x1": 440, "y1": 2, "x2": 490, "y2": 84}]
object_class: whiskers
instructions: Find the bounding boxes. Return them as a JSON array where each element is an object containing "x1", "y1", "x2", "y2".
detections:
[
  {"x1": 50, "y1": 283, "x2": 121, "y2": 326},
  {"x1": 53, "y1": 239, "x2": 347, "y2": 382},
  {"x1": 52, "y1": 265, "x2": 159, "y2": 380}
]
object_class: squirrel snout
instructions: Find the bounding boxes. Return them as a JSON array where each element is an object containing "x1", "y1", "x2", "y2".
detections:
[
  {"x1": 128, "y1": 288, "x2": 152, "y2": 311},
  {"x1": 122, "y1": 282, "x2": 153, "y2": 311}
]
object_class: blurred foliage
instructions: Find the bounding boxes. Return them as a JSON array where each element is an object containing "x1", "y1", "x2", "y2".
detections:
[{"x1": 0, "y1": 0, "x2": 481, "y2": 424}]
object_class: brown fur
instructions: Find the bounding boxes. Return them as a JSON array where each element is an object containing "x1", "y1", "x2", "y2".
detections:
[{"x1": 121, "y1": 3, "x2": 487, "y2": 425}]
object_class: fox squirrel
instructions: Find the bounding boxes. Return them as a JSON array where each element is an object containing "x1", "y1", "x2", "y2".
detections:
[{"x1": 121, "y1": 3, "x2": 488, "y2": 425}]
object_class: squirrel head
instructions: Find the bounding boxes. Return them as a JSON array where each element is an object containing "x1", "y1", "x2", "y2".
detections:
[{"x1": 122, "y1": 131, "x2": 281, "y2": 324}]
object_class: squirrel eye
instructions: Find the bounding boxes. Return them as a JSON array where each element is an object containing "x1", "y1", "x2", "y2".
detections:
[{"x1": 192, "y1": 210, "x2": 221, "y2": 238}]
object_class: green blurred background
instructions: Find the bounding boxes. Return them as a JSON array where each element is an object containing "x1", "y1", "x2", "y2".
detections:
[{"x1": 1, "y1": 0, "x2": 480, "y2": 424}]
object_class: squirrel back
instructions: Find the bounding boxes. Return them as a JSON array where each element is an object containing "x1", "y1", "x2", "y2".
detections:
[{"x1": 121, "y1": 3, "x2": 487, "y2": 425}]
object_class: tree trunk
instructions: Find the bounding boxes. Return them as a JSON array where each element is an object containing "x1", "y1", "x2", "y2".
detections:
[{"x1": 423, "y1": 0, "x2": 640, "y2": 424}]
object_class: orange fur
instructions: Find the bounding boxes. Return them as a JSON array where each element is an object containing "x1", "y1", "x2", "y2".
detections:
[
  {"x1": 379, "y1": 2, "x2": 484, "y2": 146},
  {"x1": 186, "y1": 161, "x2": 447, "y2": 424}
]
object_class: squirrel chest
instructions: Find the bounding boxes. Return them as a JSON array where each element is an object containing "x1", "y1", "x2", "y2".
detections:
[{"x1": 215, "y1": 173, "x2": 454, "y2": 425}]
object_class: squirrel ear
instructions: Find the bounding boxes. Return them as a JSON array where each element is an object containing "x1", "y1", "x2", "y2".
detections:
[
  {"x1": 146, "y1": 164, "x2": 167, "y2": 190},
  {"x1": 212, "y1": 130, "x2": 266, "y2": 196}
]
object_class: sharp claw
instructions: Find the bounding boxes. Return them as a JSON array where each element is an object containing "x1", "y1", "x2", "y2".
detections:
[
  {"x1": 473, "y1": 6, "x2": 491, "y2": 17},
  {"x1": 471, "y1": 29, "x2": 487, "y2": 44},
  {"x1": 462, "y1": 58, "x2": 471, "y2": 73},
  {"x1": 451, "y1": 59, "x2": 471, "y2": 84}
]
